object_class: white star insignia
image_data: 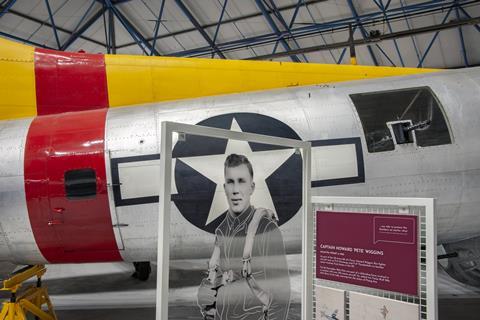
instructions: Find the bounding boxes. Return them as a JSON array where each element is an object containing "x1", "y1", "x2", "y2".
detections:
[{"x1": 177, "y1": 118, "x2": 295, "y2": 226}]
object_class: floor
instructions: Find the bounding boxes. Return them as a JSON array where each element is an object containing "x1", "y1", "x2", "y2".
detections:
[{"x1": 0, "y1": 261, "x2": 479, "y2": 319}]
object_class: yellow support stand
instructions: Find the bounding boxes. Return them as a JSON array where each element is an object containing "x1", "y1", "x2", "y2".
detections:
[{"x1": 0, "y1": 265, "x2": 57, "y2": 320}]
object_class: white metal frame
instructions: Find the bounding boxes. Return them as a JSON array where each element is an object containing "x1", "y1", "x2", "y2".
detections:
[
  {"x1": 312, "y1": 196, "x2": 437, "y2": 320},
  {"x1": 156, "y1": 121, "x2": 312, "y2": 320}
]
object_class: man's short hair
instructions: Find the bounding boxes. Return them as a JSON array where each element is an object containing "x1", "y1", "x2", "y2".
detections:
[{"x1": 224, "y1": 154, "x2": 254, "y2": 179}]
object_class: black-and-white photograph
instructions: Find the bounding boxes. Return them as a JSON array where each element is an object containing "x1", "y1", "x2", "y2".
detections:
[
  {"x1": 167, "y1": 129, "x2": 303, "y2": 320},
  {"x1": 197, "y1": 153, "x2": 291, "y2": 320}
]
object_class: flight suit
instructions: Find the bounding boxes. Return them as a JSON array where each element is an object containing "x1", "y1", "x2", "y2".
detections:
[{"x1": 212, "y1": 206, "x2": 291, "y2": 320}]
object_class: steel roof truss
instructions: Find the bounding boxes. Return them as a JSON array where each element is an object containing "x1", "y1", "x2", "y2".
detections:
[
  {"x1": 108, "y1": 6, "x2": 116, "y2": 53},
  {"x1": 116, "y1": 0, "x2": 325, "y2": 50},
  {"x1": 151, "y1": 0, "x2": 166, "y2": 56},
  {"x1": 44, "y1": 0, "x2": 61, "y2": 49},
  {"x1": 104, "y1": 0, "x2": 159, "y2": 56},
  {"x1": 302, "y1": 1, "x2": 339, "y2": 63},
  {"x1": 455, "y1": 2, "x2": 470, "y2": 67},
  {"x1": 61, "y1": 6, "x2": 107, "y2": 51},
  {"x1": 0, "y1": 0, "x2": 15, "y2": 19},
  {"x1": 172, "y1": 1, "x2": 473, "y2": 60},
  {"x1": 245, "y1": 11, "x2": 480, "y2": 61},
  {"x1": 417, "y1": 5, "x2": 454, "y2": 67},
  {"x1": 458, "y1": 5, "x2": 480, "y2": 33},
  {"x1": 255, "y1": 0, "x2": 300, "y2": 62},
  {"x1": 399, "y1": 0, "x2": 422, "y2": 64},
  {"x1": 102, "y1": 4, "x2": 110, "y2": 53},
  {"x1": 346, "y1": 0, "x2": 379, "y2": 66},
  {"x1": 375, "y1": 0, "x2": 405, "y2": 67},
  {"x1": 211, "y1": 0, "x2": 228, "y2": 58},
  {"x1": 174, "y1": 0, "x2": 226, "y2": 59},
  {"x1": 267, "y1": 0, "x2": 308, "y2": 62}
]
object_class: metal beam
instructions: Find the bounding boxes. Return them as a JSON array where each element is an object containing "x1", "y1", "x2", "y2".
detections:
[
  {"x1": 375, "y1": 43, "x2": 396, "y2": 66},
  {"x1": 213, "y1": 0, "x2": 258, "y2": 58},
  {"x1": 109, "y1": 6, "x2": 116, "y2": 54},
  {"x1": 151, "y1": 0, "x2": 166, "y2": 56},
  {"x1": 44, "y1": 0, "x2": 61, "y2": 49},
  {"x1": 303, "y1": 0, "x2": 338, "y2": 63},
  {"x1": 211, "y1": 0, "x2": 228, "y2": 58},
  {"x1": 117, "y1": 0, "x2": 325, "y2": 49},
  {"x1": 105, "y1": 0, "x2": 160, "y2": 55},
  {"x1": 346, "y1": 0, "x2": 379, "y2": 65},
  {"x1": 456, "y1": 2, "x2": 469, "y2": 67},
  {"x1": 287, "y1": 0, "x2": 304, "y2": 34},
  {"x1": 255, "y1": 0, "x2": 300, "y2": 62},
  {"x1": 95, "y1": 0, "x2": 135, "y2": 4},
  {"x1": 271, "y1": 0, "x2": 303, "y2": 56},
  {"x1": 0, "y1": 0, "x2": 16, "y2": 19},
  {"x1": 458, "y1": 6, "x2": 480, "y2": 33},
  {"x1": 0, "y1": 5, "x2": 105, "y2": 48},
  {"x1": 400, "y1": 0, "x2": 422, "y2": 64},
  {"x1": 348, "y1": 23, "x2": 357, "y2": 64},
  {"x1": 174, "y1": 0, "x2": 226, "y2": 59},
  {"x1": 102, "y1": 4, "x2": 110, "y2": 53},
  {"x1": 61, "y1": 6, "x2": 107, "y2": 50},
  {"x1": 0, "y1": 30, "x2": 53, "y2": 48},
  {"x1": 337, "y1": 48, "x2": 347, "y2": 64},
  {"x1": 171, "y1": 0, "x2": 476, "y2": 59},
  {"x1": 376, "y1": 0, "x2": 405, "y2": 66},
  {"x1": 70, "y1": 0, "x2": 97, "y2": 37},
  {"x1": 267, "y1": 0, "x2": 308, "y2": 62},
  {"x1": 372, "y1": 0, "x2": 382, "y2": 8},
  {"x1": 245, "y1": 14, "x2": 480, "y2": 60},
  {"x1": 417, "y1": 5, "x2": 454, "y2": 67},
  {"x1": 141, "y1": 0, "x2": 184, "y2": 53}
]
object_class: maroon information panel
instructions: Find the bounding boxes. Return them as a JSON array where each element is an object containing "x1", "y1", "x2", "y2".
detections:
[{"x1": 316, "y1": 211, "x2": 418, "y2": 296}]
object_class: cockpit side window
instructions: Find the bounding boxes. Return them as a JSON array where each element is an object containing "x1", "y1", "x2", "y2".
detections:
[
  {"x1": 350, "y1": 87, "x2": 451, "y2": 153},
  {"x1": 65, "y1": 168, "x2": 97, "y2": 200}
]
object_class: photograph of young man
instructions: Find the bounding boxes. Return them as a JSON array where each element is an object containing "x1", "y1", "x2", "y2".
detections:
[{"x1": 198, "y1": 153, "x2": 291, "y2": 320}]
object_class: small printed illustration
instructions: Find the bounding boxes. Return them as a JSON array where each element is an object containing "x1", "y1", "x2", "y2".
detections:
[
  {"x1": 350, "y1": 292, "x2": 419, "y2": 320},
  {"x1": 319, "y1": 309, "x2": 340, "y2": 320},
  {"x1": 380, "y1": 305, "x2": 389, "y2": 319},
  {"x1": 315, "y1": 286, "x2": 345, "y2": 320}
]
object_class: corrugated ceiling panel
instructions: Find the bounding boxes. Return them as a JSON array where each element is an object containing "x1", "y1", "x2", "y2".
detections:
[
  {"x1": 156, "y1": 34, "x2": 189, "y2": 54},
  {"x1": 184, "y1": 0, "x2": 223, "y2": 25},
  {"x1": 75, "y1": 18, "x2": 107, "y2": 43},
  {"x1": 228, "y1": 0, "x2": 264, "y2": 18},
  {"x1": 11, "y1": 0, "x2": 43, "y2": 15},
  {"x1": 462, "y1": 26, "x2": 480, "y2": 67},
  {"x1": 0, "y1": 12, "x2": 22, "y2": 34},
  {"x1": 117, "y1": 2, "x2": 155, "y2": 38}
]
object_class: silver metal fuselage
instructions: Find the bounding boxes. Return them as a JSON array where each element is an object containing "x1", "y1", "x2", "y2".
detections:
[{"x1": 0, "y1": 67, "x2": 479, "y2": 264}]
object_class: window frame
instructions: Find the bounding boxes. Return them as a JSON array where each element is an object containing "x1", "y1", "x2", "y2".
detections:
[
  {"x1": 64, "y1": 168, "x2": 97, "y2": 200},
  {"x1": 350, "y1": 86, "x2": 453, "y2": 153}
]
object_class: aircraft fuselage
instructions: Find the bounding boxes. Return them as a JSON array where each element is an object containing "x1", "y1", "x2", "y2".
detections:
[{"x1": 1, "y1": 67, "x2": 479, "y2": 266}]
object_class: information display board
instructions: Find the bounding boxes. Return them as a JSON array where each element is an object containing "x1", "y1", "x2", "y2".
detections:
[
  {"x1": 312, "y1": 197, "x2": 436, "y2": 320},
  {"x1": 317, "y1": 211, "x2": 418, "y2": 295}
]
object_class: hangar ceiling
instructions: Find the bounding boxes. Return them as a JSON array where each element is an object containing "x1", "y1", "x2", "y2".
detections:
[{"x1": 0, "y1": 0, "x2": 479, "y2": 68}]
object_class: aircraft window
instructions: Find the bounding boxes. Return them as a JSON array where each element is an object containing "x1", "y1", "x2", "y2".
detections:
[
  {"x1": 65, "y1": 169, "x2": 97, "y2": 200},
  {"x1": 350, "y1": 87, "x2": 451, "y2": 152}
]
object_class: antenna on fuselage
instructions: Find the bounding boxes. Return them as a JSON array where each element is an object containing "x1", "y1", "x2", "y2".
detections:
[{"x1": 349, "y1": 23, "x2": 357, "y2": 65}]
